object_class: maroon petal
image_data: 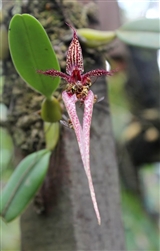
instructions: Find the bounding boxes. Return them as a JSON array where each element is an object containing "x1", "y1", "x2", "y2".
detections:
[
  {"x1": 66, "y1": 24, "x2": 84, "y2": 75},
  {"x1": 37, "y1": 69, "x2": 70, "y2": 82},
  {"x1": 82, "y1": 69, "x2": 116, "y2": 84}
]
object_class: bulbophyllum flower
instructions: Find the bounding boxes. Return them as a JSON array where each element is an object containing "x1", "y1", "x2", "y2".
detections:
[{"x1": 38, "y1": 24, "x2": 115, "y2": 225}]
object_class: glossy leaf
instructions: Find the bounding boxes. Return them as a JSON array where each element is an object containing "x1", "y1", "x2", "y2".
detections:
[
  {"x1": 0, "y1": 149, "x2": 51, "y2": 222},
  {"x1": 9, "y1": 14, "x2": 60, "y2": 98},
  {"x1": 116, "y1": 18, "x2": 160, "y2": 49},
  {"x1": 77, "y1": 28, "x2": 116, "y2": 47}
]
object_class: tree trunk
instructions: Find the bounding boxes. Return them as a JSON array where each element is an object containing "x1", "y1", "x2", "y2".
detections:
[
  {"x1": 20, "y1": 72, "x2": 125, "y2": 250},
  {"x1": 2, "y1": 0, "x2": 125, "y2": 250}
]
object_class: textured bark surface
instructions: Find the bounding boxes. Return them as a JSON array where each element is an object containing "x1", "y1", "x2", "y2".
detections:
[
  {"x1": 21, "y1": 75, "x2": 125, "y2": 251},
  {"x1": 2, "y1": 0, "x2": 125, "y2": 250}
]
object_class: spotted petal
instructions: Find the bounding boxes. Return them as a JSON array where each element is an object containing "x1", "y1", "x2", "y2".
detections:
[
  {"x1": 62, "y1": 90, "x2": 101, "y2": 224},
  {"x1": 62, "y1": 91, "x2": 85, "y2": 165},
  {"x1": 83, "y1": 90, "x2": 101, "y2": 225},
  {"x1": 82, "y1": 69, "x2": 116, "y2": 84},
  {"x1": 37, "y1": 69, "x2": 69, "y2": 82},
  {"x1": 66, "y1": 24, "x2": 84, "y2": 76}
]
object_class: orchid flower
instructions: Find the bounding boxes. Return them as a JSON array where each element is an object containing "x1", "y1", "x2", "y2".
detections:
[{"x1": 38, "y1": 24, "x2": 115, "y2": 224}]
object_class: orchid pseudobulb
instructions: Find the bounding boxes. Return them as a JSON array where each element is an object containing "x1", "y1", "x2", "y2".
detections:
[{"x1": 38, "y1": 24, "x2": 115, "y2": 224}]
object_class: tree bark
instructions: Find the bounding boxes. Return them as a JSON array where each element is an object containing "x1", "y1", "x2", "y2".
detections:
[
  {"x1": 20, "y1": 72, "x2": 125, "y2": 250},
  {"x1": 2, "y1": 1, "x2": 125, "y2": 250}
]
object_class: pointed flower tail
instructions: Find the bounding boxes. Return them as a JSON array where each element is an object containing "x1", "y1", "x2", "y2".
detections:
[
  {"x1": 62, "y1": 90, "x2": 101, "y2": 224},
  {"x1": 62, "y1": 91, "x2": 86, "y2": 165},
  {"x1": 66, "y1": 23, "x2": 84, "y2": 75},
  {"x1": 37, "y1": 69, "x2": 69, "y2": 82},
  {"x1": 83, "y1": 90, "x2": 101, "y2": 225}
]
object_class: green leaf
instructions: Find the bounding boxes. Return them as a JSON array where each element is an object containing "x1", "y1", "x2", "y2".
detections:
[
  {"x1": 9, "y1": 14, "x2": 60, "y2": 98},
  {"x1": 116, "y1": 18, "x2": 160, "y2": 49},
  {"x1": 77, "y1": 29, "x2": 116, "y2": 47},
  {"x1": 0, "y1": 149, "x2": 51, "y2": 222}
]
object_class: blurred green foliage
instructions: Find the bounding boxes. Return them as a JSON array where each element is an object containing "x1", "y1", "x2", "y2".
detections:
[
  {"x1": 108, "y1": 71, "x2": 131, "y2": 139},
  {"x1": 1, "y1": 218, "x2": 20, "y2": 251},
  {"x1": 1, "y1": 13, "x2": 159, "y2": 251},
  {"x1": 122, "y1": 188, "x2": 159, "y2": 250},
  {"x1": 108, "y1": 71, "x2": 159, "y2": 250},
  {"x1": 139, "y1": 163, "x2": 160, "y2": 217},
  {"x1": 79, "y1": 18, "x2": 160, "y2": 49},
  {"x1": 116, "y1": 18, "x2": 160, "y2": 49}
]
